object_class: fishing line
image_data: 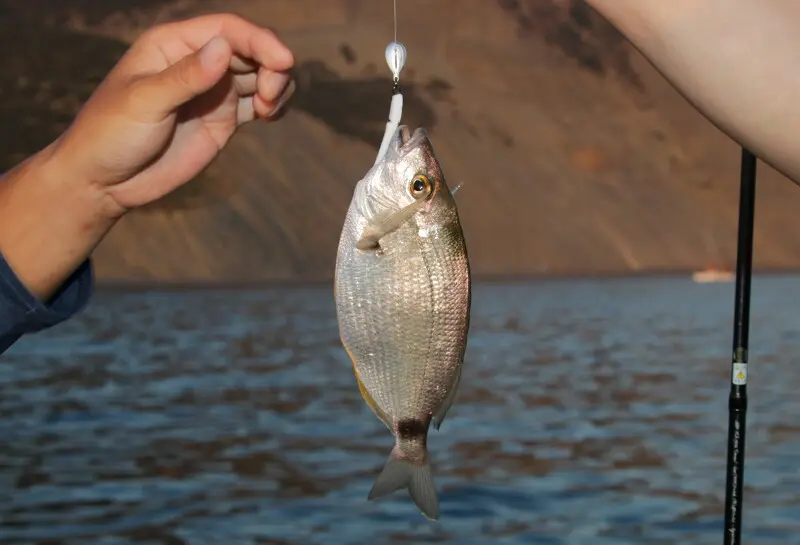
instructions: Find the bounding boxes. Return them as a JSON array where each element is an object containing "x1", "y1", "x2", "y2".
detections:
[
  {"x1": 370, "y1": 4, "x2": 757, "y2": 537},
  {"x1": 374, "y1": 0, "x2": 407, "y2": 164},
  {"x1": 723, "y1": 147, "x2": 757, "y2": 545}
]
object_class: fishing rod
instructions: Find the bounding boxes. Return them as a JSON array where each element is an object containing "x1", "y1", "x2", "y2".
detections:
[
  {"x1": 723, "y1": 147, "x2": 757, "y2": 545},
  {"x1": 378, "y1": 0, "x2": 760, "y2": 537}
]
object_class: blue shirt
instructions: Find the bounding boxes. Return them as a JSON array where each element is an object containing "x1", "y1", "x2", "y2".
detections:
[{"x1": 0, "y1": 254, "x2": 94, "y2": 355}]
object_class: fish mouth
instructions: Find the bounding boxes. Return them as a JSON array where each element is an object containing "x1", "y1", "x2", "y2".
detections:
[{"x1": 395, "y1": 125, "x2": 429, "y2": 151}]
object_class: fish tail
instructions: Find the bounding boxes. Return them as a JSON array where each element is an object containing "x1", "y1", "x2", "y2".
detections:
[{"x1": 367, "y1": 444, "x2": 439, "y2": 520}]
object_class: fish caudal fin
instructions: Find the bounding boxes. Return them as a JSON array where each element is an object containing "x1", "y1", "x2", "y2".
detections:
[{"x1": 367, "y1": 447, "x2": 439, "y2": 520}]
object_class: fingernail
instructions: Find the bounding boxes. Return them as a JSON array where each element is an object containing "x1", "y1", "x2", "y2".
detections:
[
  {"x1": 269, "y1": 78, "x2": 296, "y2": 115},
  {"x1": 275, "y1": 43, "x2": 294, "y2": 66},
  {"x1": 260, "y1": 71, "x2": 290, "y2": 100},
  {"x1": 199, "y1": 36, "x2": 229, "y2": 70}
]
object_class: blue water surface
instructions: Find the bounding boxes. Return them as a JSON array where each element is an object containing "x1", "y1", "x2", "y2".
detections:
[{"x1": 1, "y1": 275, "x2": 799, "y2": 544}]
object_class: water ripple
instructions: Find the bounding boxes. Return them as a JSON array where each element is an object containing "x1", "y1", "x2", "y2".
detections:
[{"x1": 2, "y1": 276, "x2": 800, "y2": 544}]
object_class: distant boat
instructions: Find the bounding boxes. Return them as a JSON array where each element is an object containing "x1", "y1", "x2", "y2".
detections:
[{"x1": 692, "y1": 268, "x2": 735, "y2": 283}]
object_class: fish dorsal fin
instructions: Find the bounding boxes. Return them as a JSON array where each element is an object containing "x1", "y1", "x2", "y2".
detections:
[{"x1": 432, "y1": 365, "x2": 462, "y2": 431}]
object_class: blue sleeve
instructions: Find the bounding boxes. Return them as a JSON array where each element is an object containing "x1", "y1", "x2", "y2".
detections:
[{"x1": 0, "y1": 254, "x2": 94, "y2": 355}]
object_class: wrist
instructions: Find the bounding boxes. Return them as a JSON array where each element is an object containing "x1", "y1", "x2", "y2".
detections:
[
  {"x1": 0, "y1": 142, "x2": 120, "y2": 300},
  {"x1": 42, "y1": 138, "x2": 129, "y2": 223}
]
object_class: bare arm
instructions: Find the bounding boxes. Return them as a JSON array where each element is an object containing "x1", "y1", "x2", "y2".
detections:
[
  {"x1": 0, "y1": 146, "x2": 114, "y2": 301},
  {"x1": 585, "y1": 0, "x2": 800, "y2": 184},
  {"x1": 0, "y1": 14, "x2": 293, "y2": 303}
]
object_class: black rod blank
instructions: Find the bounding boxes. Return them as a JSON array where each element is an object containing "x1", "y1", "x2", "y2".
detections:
[{"x1": 723, "y1": 148, "x2": 757, "y2": 545}]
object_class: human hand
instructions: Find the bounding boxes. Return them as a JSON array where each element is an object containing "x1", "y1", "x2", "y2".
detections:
[{"x1": 50, "y1": 13, "x2": 295, "y2": 214}]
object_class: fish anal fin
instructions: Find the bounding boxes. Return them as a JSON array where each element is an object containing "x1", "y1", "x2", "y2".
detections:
[
  {"x1": 344, "y1": 343, "x2": 392, "y2": 429},
  {"x1": 432, "y1": 365, "x2": 462, "y2": 431}
]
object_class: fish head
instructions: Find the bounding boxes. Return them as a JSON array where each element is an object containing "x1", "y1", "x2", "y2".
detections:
[{"x1": 357, "y1": 125, "x2": 457, "y2": 228}]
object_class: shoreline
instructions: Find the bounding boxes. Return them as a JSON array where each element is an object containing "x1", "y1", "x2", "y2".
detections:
[{"x1": 93, "y1": 267, "x2": 800, "y2": 293}]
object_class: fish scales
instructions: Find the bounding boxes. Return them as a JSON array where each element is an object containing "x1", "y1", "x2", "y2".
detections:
[
  {"x1": 334, "y1": 125, "x2": 471, "y2": 520},
  {"x1": 339, "y1": 209, "x2": 465, "y2": 419}
]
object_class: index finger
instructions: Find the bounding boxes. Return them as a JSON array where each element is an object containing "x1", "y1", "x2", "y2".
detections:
[{"x1": 152, "y1": 13, "x2": 294, "y2": 71}]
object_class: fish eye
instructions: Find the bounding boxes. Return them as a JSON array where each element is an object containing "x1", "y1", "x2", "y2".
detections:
[{"x1": 409, "y1": 174, "x2": 432, "y2": 199}]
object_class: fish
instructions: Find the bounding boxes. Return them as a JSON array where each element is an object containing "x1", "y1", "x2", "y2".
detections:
[{"x1": 334, "y1": 125, "x2": 471, "y2": 520}]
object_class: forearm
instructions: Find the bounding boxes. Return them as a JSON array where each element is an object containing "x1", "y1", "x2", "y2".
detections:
[
  {"x1": 586, "y1": 0, "x2": 800, "y2": 183},
  {"x1": 0, "y1": 143, "x2": 117, "y2": 301}
]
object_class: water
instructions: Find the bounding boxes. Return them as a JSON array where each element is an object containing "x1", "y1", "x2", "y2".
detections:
[{"x1": 2, "y1": 275, "x2": 800, "y2": 545}]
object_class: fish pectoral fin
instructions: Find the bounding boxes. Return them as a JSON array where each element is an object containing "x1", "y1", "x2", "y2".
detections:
[
  {"x1": 355, "y1": 225, "x2": 382, "y2": 251},
  {"x1": 355, "y1": 199, "x2": 428, "y2": 251},
  {"x1": 432, "y1": 365, "x2": 462, "y2": 431}
]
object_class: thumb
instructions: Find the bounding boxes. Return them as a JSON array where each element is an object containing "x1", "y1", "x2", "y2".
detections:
[{"x1": 133, "y1": 36, "x2": 231, "y2": 121}]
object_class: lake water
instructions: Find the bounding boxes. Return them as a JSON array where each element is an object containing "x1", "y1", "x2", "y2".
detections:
[{"x1": 2, "y1": 275, "x2": 800, "y2": 545}]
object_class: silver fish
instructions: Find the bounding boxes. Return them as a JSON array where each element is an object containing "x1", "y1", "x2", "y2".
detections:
[{"x1": 334, "y1": 125, "x2": 471, "y2": 520}]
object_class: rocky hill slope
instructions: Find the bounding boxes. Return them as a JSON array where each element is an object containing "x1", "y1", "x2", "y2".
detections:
[{"x1": 2, "y1": 0, "x2": 799, "y2": 283}]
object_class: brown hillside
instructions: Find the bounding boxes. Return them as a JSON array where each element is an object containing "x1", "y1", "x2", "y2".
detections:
[{"x1": 2, "y1": 0, "x2": 799, "y2": 283}]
